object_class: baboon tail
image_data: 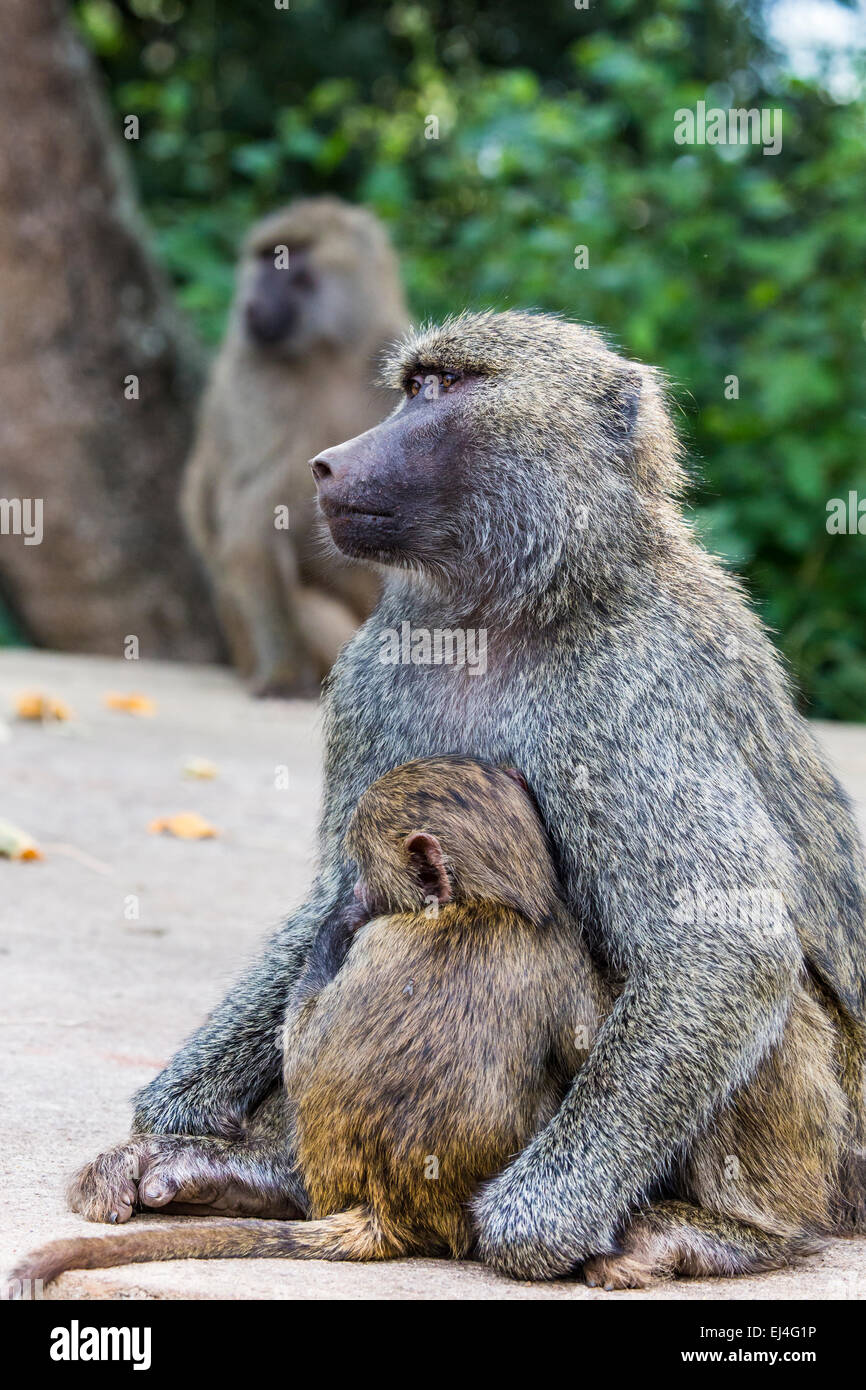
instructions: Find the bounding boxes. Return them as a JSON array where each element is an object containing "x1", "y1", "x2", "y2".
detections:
[{"x1": 7, "y1": 1208, "x2": 399, "y2": 1294}]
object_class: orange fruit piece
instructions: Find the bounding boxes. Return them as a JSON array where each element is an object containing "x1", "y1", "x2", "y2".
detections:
[
  {"x1": 104, "y1": 692, "x2": 156, "y2": 716},
  {"x1": 14, "y1": 691, "x2": 72, "y2": 721},
  {"x1": 148, "y1": 812, "x2": 219, "y2": 840}
]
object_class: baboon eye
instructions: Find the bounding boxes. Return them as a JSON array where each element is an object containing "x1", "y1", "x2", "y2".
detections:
[
  {"x1": 441, "y1": 371, "x2": 460, "y2": 389},
  {"x1": 408, "y1": 379, "x2": 421, "y2": 397}
]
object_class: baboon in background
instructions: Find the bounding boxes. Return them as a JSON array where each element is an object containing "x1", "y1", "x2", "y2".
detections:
[
  {"x1": 46, "y1": 311, "x2": 866, "y2": 1284},
  {"x1": 10, "y1": 757, "x2": 850, "y2": 1288},
  {"x1": 182, "y1": 198, "x2": 407, "y2": 696}
]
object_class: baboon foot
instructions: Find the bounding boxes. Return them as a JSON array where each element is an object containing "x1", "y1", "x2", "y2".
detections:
[
  {"x1": 584, "y1": 1200, "x2": 812, "y2": 1290},
  {"x1": 583, "y1": 1252, "x2": 652, "y2": 1290},
  {"x1": 68, "y1": 1135, "x2": 299, "y2": 1224}
]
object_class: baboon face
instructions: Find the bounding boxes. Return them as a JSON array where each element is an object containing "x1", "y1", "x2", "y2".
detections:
[
  {"x1": 311, "y1": 369, "x2": 474, "y2": 566},
  {"x1": 243, "y1": 246, "x2": 317, "y2": 349},
  {"x1": 311, "y1": 310, "x2": 680, "y2": 609},
  {"x1": 239, "y1": 200, "x2": 399, "y2": 358}
]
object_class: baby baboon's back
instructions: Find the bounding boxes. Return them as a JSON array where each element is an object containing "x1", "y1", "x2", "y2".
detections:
[{"x1": 285, "y1": 901, "x2": 592, "y2": 1256}]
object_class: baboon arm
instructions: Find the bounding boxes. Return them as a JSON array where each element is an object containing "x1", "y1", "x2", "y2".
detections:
[
  {"x1": 181, "y1": 391, "x2": 232, "y2": 555},
  {"x1": 475, "y1": 938, "x2": 798, "y2": 1281},
  {"x1": 474, "y1": 747, "x2": 804, "y2": 1280},
  {"x1": 180, "y1": 452, "x2": 217, "y2": 556},
  {"x1": 131, "y1": 877, "x2": 345, "y2": 1135}
]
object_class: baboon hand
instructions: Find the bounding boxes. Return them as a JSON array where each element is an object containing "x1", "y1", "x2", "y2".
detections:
[
  {"x1": 67, "y1": 1136, "x2": 239, "y2": 1224},
  {"x1": 473, "y1": 1145, "x2": 597, "y2": 1282}
]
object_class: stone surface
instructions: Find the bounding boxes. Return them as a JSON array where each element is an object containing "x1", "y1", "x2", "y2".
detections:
[{"x1": 1, "y1": 649, "x2": 864, "y2": 1301}]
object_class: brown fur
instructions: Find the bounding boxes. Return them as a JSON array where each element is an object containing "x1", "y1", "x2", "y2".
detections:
[
  {"x1": 181, "y1": 197, "x2": 407, "y2": 695},
  {"x1": 284, "y1": 908, "x2": 593, "y2": 1258}
]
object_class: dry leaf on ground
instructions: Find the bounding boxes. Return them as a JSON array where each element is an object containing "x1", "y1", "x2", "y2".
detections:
[
  {"x1": 14, "y1": 691, "x2": 73, "y2": 722},
  {"x1": 148, "y1": 812, "x2": 219, "y2": 840},
  {"x1": 104, "y1": 692, "x2": 156, "y2": 716},
  {"x1": 182, "y1": 757, "x2": 218, "y2": 780},
  {"x1": 0, "y1": 820, "x2": 43, "y2": 860}
]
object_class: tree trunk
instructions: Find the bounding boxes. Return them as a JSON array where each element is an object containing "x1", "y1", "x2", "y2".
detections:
[{"x1": 0, "y1": 0, "x2": 222, "y2": 661}]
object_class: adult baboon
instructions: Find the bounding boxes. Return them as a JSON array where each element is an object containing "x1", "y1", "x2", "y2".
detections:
[
  {"x1": 182, "y1": 198, "x2": 407, "y2": 695},
  {"x1": 52, "y1": 312, "x2": 866, "y2": 1283}
]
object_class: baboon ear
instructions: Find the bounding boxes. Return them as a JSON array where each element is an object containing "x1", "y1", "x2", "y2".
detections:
[
  {"x1": 501, "y1": 766, "x2": 529, "y2": 794},
  {"x1": 404, "y1": 832, "x2": 451, "y2": 904},
  {"x1": 602, "y1": 368, "x2": 642, "y2": 440}
]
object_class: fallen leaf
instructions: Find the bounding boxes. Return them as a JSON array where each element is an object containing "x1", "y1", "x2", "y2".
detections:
[
  {"x1": 14, "y1": 691, "x2": 73, "y2": 722},
  {"x1": 148, "y1": 812, "x2": 219, "y2": 840},
  {"x1": 182, "y1": 757, "x2": 218, "y2": 780},
  {"x1": 104, "y1": 692, "x2": 156, "y2": 716},
  {"x1": 0, "y1": 819, "x2": 43, "y2": 860}
]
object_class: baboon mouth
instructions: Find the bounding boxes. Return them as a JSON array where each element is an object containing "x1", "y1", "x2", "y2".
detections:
[
  {"x1": 324, "y1": 508, "x2": 401, "y2": 560},
  {"x1": 324, "y1": 504, "x2": 395, "y2": 520}
]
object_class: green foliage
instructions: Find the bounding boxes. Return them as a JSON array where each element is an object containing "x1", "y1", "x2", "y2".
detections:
[
  {"x1": 0, "y1": 593, "x2": 27, "y2": 647},
  {"x1": 72, "y1": 0, "x2": 866, "y2": 719}
]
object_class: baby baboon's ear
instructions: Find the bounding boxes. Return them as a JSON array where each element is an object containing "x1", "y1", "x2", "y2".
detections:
[
  {"x1": 602, "y1": 368, "x2": 642, "y2": 440},
  {"x1": 501, "y1": 766, "x2": 529, "y2": 794},
  {"x1": 404, "y1": 833, "x2": 451, "y2": 904}
]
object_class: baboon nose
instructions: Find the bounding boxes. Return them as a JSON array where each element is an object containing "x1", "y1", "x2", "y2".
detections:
[
  {"x1": 310, "y1": 456, "x2": 332, "y2": 483},
  {"x1": 311, "y1": 433, "x2": 376, "y2": 498}
]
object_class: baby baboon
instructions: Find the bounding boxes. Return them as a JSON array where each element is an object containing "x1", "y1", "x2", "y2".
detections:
[
  {"x1": 58, "y1": 311, "x2": 866, "y2": 1285},
  {"x1": 182, "y1": 198, "x2": 407, "y2": 695},
  {"x1": 10, "y1": 757, "x2": 604, "y2": 1284}
]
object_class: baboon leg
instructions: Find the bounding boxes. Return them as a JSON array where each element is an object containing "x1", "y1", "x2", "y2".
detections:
[
  {"x1": 245, "y1": 604, "x2": 320, "y2": 698},
  {"x1": 584, "y1": 991, "x2": 842, "y2": 1289},
  {"x1": 68, "y1": 1134, "x2": 305, "y2": 1224},
  {"x1": 69, "y1": 1091, "x2": 308, "y2": 1225},
  {"x1": 150, "y1": 1090, "x2": 309, "y2": 1219},
  {"x1": 315, "y1": 561, "x2": 381, "y2": 621},
  {"x1": 273, "y1": 522, "x2": 364, "y2": 673},
  {"x1": 211, "y1": 583, "x2": 256, "y2": 680},
  {"x1": 216, "y1": 540, "x2": 321, "y2": 697},
  {"x1": 583, "y1": 1200, "x2": 818, "y2": 1290}
]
